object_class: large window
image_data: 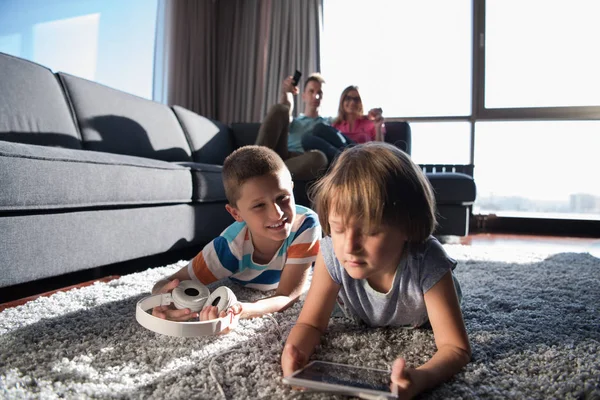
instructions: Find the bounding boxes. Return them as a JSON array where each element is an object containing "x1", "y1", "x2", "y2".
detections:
[
  {"x1": 320, "y1": 0, "x2": 472, "y2": 118},
  {"x1": 485, "y1": 0, "x2": 600, "y2": 109},
  {"x1": 0, "y1": 0, "x2": 158, "y2": 99},
  {"x1": 474, "y1": 121, "x2": 600, "y2": 220},
  {"x1": 321, "y1": 0, "x2": 600, "y2": 225}
]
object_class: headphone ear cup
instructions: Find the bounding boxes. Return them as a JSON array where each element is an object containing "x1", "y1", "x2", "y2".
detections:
[
  {"x1": 205, "y1": 287, "x2": 238, "y2": 314},
  {"x1": 171, "y1": 281, "x2": 210, "y2": 312}
]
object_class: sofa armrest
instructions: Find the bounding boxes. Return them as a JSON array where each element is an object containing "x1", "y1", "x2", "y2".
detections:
[{"x1": 172, "y1": 105, "x2": 235, "y2": 165}]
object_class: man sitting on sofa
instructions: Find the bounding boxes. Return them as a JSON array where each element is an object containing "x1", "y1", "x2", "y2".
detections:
[{"x1": 255, "y1": 73, "x2": 329, "y2": 181}]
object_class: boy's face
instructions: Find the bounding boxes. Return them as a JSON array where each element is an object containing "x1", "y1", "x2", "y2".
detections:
[
  {"x1": 226, "y1": 170, "x2": 296, "y2": 248},
  {"x1": 302, "y1": 80, "x2": 323, "y2": 110},
  {"x1": 328, "y1": 211, "x2": 407, "y2": 286}
]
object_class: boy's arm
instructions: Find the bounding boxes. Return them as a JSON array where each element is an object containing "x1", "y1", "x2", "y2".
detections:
[
  {"x1": 281, "y1": 252, "x2": 340, "y2": 377},
  {"x1": 241, "y1": 215, "x2": 321, "y2": 319},
  {"x1": 391, "y1": 271, "x2": 471, "y2": 397},
  {"x1": 151, "y1": 266, "x2": 192, "y2": 294},
  {"x1": 151, "y1": 239, "x2": 226, "y2": 321},
  {"x1": 238, "y1": 260, "x2": 311, "y2": 319},
  {"x1": 150, "y1": 266, "x2": 199, "y2": 321}
]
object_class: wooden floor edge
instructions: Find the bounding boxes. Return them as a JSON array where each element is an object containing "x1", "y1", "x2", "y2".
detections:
[{"x1": 0, "y1": 275, "x2": 121, "y2": 312}]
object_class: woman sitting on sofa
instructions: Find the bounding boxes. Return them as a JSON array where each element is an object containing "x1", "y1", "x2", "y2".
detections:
[{"x1": 302, "y1": 85, "x2": 385, "y2": 163}]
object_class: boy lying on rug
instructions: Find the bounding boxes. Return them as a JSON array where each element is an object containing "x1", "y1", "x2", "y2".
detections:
[
  {"x1": 151, "y1": 145, "x2": 321, "y2": 327},
  {"x1": 281, "y1": 142, "x2": 471, "y2": 398}
]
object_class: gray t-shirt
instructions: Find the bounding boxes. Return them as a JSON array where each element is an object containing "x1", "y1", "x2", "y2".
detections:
[{"x1": 321, "y1": 235, "x2": 457, "y2": 328}]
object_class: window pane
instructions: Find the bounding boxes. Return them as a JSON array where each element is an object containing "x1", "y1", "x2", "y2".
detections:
[
  {"x1": 0, "y1": 0, "x2": 157, "y2": 99},
  {"x1": 474, "y1": 121, "x2": 600, "y2": 220},
  {"x1": 321, "y1": 0, "x2": 472, "y2": 118},
  {"x1": 410, "y1": 122, "x2": 471, "y2": 165},
  {"x1": 485, "y1": 0, "x2": 600, "y2": 108}
]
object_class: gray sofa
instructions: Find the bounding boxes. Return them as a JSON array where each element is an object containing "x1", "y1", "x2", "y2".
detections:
[
  {"x1": 0, "y1": 52, "x2": 238, "y2": 297},
  {"x1": 0, "y1": 52, "x2": 475, "y2": 302}
]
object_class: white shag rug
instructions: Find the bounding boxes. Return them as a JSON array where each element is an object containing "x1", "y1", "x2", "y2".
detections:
[{"x1": 1, "y1": 245, "x2": 599, "y2": 399}]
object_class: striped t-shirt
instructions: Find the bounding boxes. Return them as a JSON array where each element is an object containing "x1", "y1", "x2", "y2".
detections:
[{"x1": 187, "y1": 205, "x2": 321, "y2": 291}]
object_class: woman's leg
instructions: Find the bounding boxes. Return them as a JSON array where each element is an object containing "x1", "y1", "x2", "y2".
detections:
[
  {"x1": 312, "y1": 123, "x2": 356, "y2": 148},
  {"x1": 301, "y1": 134, "x2": 341, "y2": 164}
]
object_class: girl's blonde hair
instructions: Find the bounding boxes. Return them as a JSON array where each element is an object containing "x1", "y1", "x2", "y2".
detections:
[
  {"x1": 332, "y1": 85, "x2": 364, "y2": 125},
  {"x1": 310, "y1": 142, "x2": 437, "y2": 243}
]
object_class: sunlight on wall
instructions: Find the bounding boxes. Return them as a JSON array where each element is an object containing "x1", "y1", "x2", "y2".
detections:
[
  {"x1": 33, "y1": 14, "x2": 99, "y2": 81},
  {"x1": 0, "y1": 0, "x2": 157, "y2": 99}
]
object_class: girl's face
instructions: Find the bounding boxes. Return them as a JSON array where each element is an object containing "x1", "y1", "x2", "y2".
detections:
[
  {"x1": 342, "y1": 89, "x2": 362, "y2": 117},
  {"x1": 328, "y1": 211, "x2": 407, "y2": 290}
]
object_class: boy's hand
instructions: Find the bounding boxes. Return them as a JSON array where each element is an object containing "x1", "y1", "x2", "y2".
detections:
[
  {"x1": 282, "y1": 76, "x2": 300, "y2": 96},
  {"x1": 390, "y1": 358, "x2": 417, "y2": 398},
  {"x1": 281, "y1": 343, "x2": 309, "y2": 377},
  {"x1": 199, "y1": 302, "x2": 243, "y2": 335},
  {"x1": 151, "y1": 279, "x2": 199, "y2": 321}
]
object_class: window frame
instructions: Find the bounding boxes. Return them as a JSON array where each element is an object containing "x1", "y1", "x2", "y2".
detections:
[{"x1": 361, "y1": 0, "x2": 600, "y2": 231}]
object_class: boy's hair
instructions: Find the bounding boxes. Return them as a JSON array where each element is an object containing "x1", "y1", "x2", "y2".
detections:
[
  {"x1": 310, "y1": 142, "x2": 437, "y2": 244},
  {"x1": 222, "y1": 145, "x2": 289, "y2": 206},
  {"x1": 303, "y1": 72, "x2": 325, "y2": 90}
]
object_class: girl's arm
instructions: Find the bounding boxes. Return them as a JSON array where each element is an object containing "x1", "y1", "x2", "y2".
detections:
[
  {"x1": 281, "y1": 251, "x2": 341, "y2": 377},
  {"x1": 392, "y1": 271, "x2": 471, "y2": 397}
]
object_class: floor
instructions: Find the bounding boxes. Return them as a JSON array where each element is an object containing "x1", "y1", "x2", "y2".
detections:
[{"x1": 1, "y1": 233, "x2": 599, "y2": 312}]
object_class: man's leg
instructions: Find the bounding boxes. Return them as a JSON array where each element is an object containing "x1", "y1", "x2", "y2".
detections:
[
  {"x1": 285, "y1": 150, "x2": 328, "y2": 181},
  {"x1": 256, "y1": 103, "x2": 290, "y2": 159}
]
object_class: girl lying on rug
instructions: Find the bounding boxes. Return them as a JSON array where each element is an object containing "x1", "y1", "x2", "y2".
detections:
[{"x1": 281, "y1": 142, "x2": 471, "y2": 399}]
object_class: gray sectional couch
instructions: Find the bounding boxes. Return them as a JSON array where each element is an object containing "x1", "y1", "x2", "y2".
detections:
[
  {"x1": 0, "y1": 52, "x2": 476, "y2": 301},
  {"x1": 0, "y1": 52, "x2": 236, "y2": 295}
]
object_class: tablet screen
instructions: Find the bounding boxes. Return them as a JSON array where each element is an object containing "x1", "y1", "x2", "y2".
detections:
[{"x1": 290, "y1": 360, "x2": 393, "y2": 393}]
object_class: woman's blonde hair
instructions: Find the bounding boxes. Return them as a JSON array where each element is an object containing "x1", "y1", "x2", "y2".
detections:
[
  {"x1": 333, "y1": 85, "x2": 363, "y2": 125},
  {"x1": 310, "y1": 142, "x2": 437, "y2": 244}
]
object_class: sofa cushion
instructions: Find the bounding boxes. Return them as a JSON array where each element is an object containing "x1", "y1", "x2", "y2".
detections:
[
  {"x1": 0, "y1": 141, "x2": 192, "y2": 211},
  {"x1": 57, "y1": 72, "x2": 193, "y2": 162},
  {"x1": 175, "y1": 162, "x2": 226, "y2": 203},
  {"x1": 0, "y1": 203, "x2": 232, "y2": 288},
  {"x1": 172, "y1": 106, "x2": 235, "y2": 165},
  {"x1": 426, "y1": 172, "x2": 477, "y2": 205},
  {"x1": 0, "y1": 52, "x2": 81, "y2": 149}
]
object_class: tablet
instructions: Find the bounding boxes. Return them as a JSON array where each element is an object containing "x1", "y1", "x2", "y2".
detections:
[{"x1": 282, "y1": 360, "x2": 398, "y2": 399}]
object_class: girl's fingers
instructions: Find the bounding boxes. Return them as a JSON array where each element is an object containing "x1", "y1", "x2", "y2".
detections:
[{"x1": 200, "y1": 306, "x2": 220, "y2": 321}]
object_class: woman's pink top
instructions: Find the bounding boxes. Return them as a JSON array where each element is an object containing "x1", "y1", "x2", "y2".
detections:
[{"x1": 332, "y1": 117, "x2": 385, "y2": 144}]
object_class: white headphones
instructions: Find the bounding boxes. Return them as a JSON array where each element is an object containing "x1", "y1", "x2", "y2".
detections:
[{"x1": 136, "y1": 280, "x2": 238, "y2": 337}]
